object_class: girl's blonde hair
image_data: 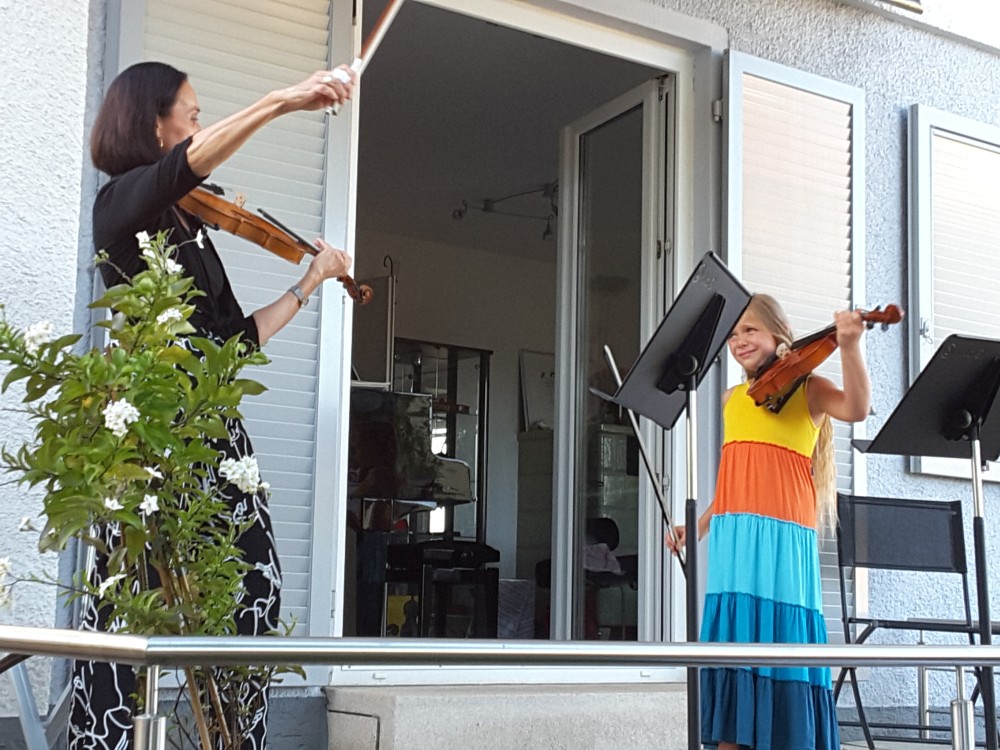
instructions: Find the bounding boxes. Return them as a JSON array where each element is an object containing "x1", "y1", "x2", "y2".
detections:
[{"x1": 742, "y1": 294, "x2": 837, "y2": 529}]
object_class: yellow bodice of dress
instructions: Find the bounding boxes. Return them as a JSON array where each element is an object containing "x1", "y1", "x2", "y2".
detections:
[{"x1": 723, "y1": 380, "x2": 820, "y2": 457}]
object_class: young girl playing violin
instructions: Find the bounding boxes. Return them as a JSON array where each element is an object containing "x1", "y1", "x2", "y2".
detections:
[
  {"x1": 669, "y1": 293, "x2": 870, "y2": 750},
  {"x1": 72, "y1": 62, "x2": 357, "y2": 749}
]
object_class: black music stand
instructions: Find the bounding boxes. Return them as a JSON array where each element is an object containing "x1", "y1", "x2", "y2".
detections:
[
  {"x1": 595, "y1": 251, "x2": 750, "y2": 750},
  {"x1": 854, "y1": 334, "x2": 1000, "y2": 750}
]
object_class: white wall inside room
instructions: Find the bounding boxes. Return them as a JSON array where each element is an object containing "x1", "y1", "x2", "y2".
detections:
[{"x1": 355, "y1": 230, "x2": 557, "y2": 578}]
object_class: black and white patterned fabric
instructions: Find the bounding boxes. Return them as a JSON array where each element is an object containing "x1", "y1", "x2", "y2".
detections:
[{"x1": 69, "y1": 399, "x2": 281, "y2": 749}]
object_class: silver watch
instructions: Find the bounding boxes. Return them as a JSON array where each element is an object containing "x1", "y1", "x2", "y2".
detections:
[{"x1": 288, "y1": 284, "x2": 308, "y2": 308}]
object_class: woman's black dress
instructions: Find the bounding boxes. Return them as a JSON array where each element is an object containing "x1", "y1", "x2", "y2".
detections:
[{"x1": 69, "y1": 140, "x2": 281, "y2": 750}]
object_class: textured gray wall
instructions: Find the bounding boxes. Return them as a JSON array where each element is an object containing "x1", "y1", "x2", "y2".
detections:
[
  {"x1": 645, "y1": 0, "x2": 1000, "y2": 710},
  {"x1": 0, "y1": 0, "x2": 98, "y2": 721}
]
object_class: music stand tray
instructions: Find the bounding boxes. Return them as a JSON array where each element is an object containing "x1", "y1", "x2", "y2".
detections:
[
  {"x1": 609, "y1": 252, "x2": 751, "y2": 429},
  {"x1": 853, "y1": 334, "x2": 1000, "y2": 750}
]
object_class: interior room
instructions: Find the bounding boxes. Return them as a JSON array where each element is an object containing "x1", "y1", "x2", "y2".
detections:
[{"x1": 346, "y1": 0, "x2": 660, "y2": 640}]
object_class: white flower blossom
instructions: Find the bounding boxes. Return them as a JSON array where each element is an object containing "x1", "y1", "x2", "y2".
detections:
[
  {"x1": 140, "y1": 494, "x2": 159, "y2": 515},
  {"x1": 103, "y1": 398, "x2": 140, "y2": 438},
  {"x1": 23, "y1": 321, "x2": 54, "y2": 355},
  {"x1": 155, "y1": 308, "x2": 183, "y2": 325},
  {"x1": 194, "y1": 228, "x2": 205, "y2": 249},
  {"x1": 144, "y1": 466, "x2": 164, "y2": 481},
  {"x1": 97, "y1": 573, "x2": 125, "y2": 598},
  {"x1": 17, "y1": 516, "x2": 37, "y2": 532},
  {"x1": 136, "y1": 231, "x2": 151, "y2": 246},
  {"x1": 103, "y1": 497, "x2": 124, "y2": 512},
  {"x1": 219, "y1": 455, "x2": 265, "y2": 494},
  {"x1": 164, "y1": 447, "x2": 173, "y2": 459},
  {"x1": 141, "y1": 244, "x2": 183, "y2": 275},
  {"x1": 0, "y1": 557, "x2": 12, "y2": 577}
]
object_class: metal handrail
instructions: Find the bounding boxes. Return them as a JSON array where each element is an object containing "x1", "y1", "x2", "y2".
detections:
[
  {"x1": 2, "y1": 625, "x2": 990, "y2": 750},
  {"x1": 2, "y1": 624, "x2": 999, "y2": 669}
]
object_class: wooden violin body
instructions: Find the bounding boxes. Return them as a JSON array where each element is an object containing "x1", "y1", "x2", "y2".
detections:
[
  {"x1": 177, "y1": 187, "x2": 373, "y2": 304},
  {"x1": 747, "y1": 304, "x2": 904, "y2": 413}
]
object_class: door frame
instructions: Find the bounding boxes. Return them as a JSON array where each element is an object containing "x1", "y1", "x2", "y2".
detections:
[
  {"x1": 552, "y1": 77, "x2": 671, "y2": 642},
  {"x1": 326, "y1": 0, "x2": 724, "y2": 684},
  {"x1": 328, "y1": 0, "x2": 723, "y2": 686}
]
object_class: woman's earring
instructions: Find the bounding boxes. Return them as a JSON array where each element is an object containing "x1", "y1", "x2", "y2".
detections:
[{"x1": 158, "y1": 137, "x2": 164, "y2": 149}]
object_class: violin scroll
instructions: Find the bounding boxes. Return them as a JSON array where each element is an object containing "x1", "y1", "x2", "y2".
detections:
[
  {"x1": 860, "y1": 303, "x2": 903, "y2": 330},
  {"x1": 342, "y1": 276, "x2": 374, "y2": 305}
]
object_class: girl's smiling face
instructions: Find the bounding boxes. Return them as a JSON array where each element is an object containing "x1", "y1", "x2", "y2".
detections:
[{"x1": 728, "y1": 308, "x2": 778, "y2": 374}]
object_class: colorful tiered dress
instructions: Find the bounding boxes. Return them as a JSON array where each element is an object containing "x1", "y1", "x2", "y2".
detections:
[{"x1": 701, "y1": 380, "x2": 840, "y2": 750}]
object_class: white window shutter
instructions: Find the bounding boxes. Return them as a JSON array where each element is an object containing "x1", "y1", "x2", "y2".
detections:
[
  {"x1": 141, "y1": 0, "x2": 333, "y2": 634},
  {"x1": 909, "y1": 105, "x2": 1000, "y2": 481},
  {"x1": 725, "y1": 52, "x2": 866, "y2": 643}
]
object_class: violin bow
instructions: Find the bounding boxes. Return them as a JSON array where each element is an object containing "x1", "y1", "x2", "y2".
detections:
[{"x1": 327, "y1": 0, "x2": 406, "y2": 115}]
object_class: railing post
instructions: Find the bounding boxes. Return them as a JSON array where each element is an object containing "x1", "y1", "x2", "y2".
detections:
[
  {"x1": 918, "y1": 631, "x2": 930, "y2": 739},
  {"x1": 132, "y1": 664, "x2": 166, "y2": 750},
  {"x1": 951, "y1": 666, "x2": 974, "y2": 750}
]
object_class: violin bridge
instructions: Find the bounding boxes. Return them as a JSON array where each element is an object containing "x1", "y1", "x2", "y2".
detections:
[{"x1": 234, "y1": 192, "x2": 247, "y2": 209}]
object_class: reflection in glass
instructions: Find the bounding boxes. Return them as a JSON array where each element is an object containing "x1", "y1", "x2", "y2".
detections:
[{"x1": 576, "y1": 106, "x2": 643, "y2": 640}]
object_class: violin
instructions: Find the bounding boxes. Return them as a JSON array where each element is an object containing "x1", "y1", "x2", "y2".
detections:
[
  {"x1": 177, "y1": 187, "x2": 373, "y2": 305},
  {"x1": 747, "y1": 304, "x2": 904, "y2": 413}
]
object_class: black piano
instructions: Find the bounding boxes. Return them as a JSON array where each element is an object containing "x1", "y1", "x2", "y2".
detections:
[{"x1": 347, "y1": 389, "x2": 499, "y2": 637}]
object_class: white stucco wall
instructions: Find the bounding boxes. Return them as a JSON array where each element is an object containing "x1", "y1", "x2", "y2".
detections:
[{"x1": 0, "y1": 0, "x2": 94, "y2": 717}]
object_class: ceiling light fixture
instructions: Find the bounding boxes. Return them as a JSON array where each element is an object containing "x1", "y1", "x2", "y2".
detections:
[{"x1": 452, "y1": 181, "x2": 558, "y2": 240}]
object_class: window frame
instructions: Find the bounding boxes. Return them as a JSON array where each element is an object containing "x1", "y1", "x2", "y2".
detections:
[
  {"x1": 724, "y1": 50, "x2": 869, "y2": 638},
  {"x1": 907, "y1": 103, "x2": 1000, "y2": 481}
]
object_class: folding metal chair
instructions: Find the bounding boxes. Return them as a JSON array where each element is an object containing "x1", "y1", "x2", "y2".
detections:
[{"x1": 835, "y1": 492, "x2": 992, "y2": 747}]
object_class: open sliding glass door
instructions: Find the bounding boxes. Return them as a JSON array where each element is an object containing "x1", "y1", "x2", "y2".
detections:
[{"x1": 552, "y1": 78, "x2": 673, "y2": 642}]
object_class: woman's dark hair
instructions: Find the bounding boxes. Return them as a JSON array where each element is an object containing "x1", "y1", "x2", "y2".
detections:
[{"x1": 90, "y1": 62, "x2": 188, "y2": 176}]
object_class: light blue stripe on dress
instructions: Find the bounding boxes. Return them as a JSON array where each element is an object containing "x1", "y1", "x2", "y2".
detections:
[{"x1": 706, "y1": 512, "x2": 823, "y2": 612}]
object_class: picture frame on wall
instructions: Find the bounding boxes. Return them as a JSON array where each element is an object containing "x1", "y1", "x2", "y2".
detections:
[{"x1": 519, "y1": 350, "x2": 556, "y2": 431}]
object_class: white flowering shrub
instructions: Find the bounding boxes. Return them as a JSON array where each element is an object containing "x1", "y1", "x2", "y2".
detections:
[{"x1": 0, "y1": 231, "x2": 293, "y2": 748}]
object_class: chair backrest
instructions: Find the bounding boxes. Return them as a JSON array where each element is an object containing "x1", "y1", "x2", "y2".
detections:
[
  {"x1": 836, "y1": 492, "x2": 973, "y2": 643},
  {"x1": 585, "y1": 516, "x2": 620, "y2": 552},
  {"x1": 837, "y1": 492, "x2": 967, "y2": 574}
]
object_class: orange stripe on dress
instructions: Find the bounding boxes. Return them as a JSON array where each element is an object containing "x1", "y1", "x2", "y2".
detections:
[{"x1": 713, "y1": 441, "x2": 818, "y2": 528}]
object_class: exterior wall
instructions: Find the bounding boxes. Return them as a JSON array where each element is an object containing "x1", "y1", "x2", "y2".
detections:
[
  {"x1": 0, "y1": 0, "x2": 99, "y2": 721},
  {"x1": 645, "y1": 0, "x2": 1000, "y2": 708}
]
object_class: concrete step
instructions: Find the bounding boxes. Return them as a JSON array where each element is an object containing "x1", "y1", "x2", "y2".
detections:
[{"x1": 327, "y1": 683, "x2": 688, "y2": 749}]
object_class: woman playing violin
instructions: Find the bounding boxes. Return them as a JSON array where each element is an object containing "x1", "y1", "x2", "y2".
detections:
[
  {"x1": 668, "y1": 294, "x2": 870, "y2": 750},
  {"x1": 74, "y1": 61, "x2": 356, "y2": 749}
]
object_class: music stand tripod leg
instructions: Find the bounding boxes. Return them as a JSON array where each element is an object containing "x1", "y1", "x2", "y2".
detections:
[
  {"x1": 971, "y1": 435, "x2": 999, "y2": 750},
  {"x1": 684, "y1": 379, "x2": 701, "y2": 750}
]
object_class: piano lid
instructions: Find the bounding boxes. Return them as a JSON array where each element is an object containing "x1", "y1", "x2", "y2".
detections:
[{"x1": 348, "y1": 389, "x2": 474, "y2": 503}]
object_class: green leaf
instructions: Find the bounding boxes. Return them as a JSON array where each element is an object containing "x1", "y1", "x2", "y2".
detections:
[
  {"x1": 233, "y1": 378, "x2": 267, "y2": 396},
  {"x1": 2, "y1": 365, "x2": 31, "y2": 392}
]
